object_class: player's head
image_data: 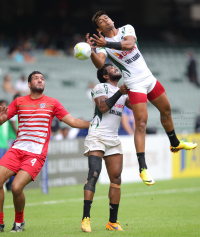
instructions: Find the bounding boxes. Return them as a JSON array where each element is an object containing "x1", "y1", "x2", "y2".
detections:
[
  {"x1": 28, "y1": 71, "x2": 45, "y2": 93},
  {"x1": 92, "y1": 10, "x2": 114, "y2": 34},
  {"x1": 0, "y1": 100, "x2": 8, "y2": 107},
  {"x1": 97, "y1": 63, "x2": 122, "y2": 83},
  {"x1": 13, "y1": 93, "x2": 21, "y2": 101}
]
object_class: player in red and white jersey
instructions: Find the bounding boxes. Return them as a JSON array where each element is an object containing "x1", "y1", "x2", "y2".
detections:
[
  {"x1": 0, "y1": 71, "x2": 90, "y2": 232},
  {"x1": 85, "y1": 10, "x2": 197, "y2": 186}
]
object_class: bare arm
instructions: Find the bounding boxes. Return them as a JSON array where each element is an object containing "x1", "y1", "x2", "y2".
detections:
[
  {"x1": 95, "y1": 85, "x2": 129, "y2": 113},
  {"x1": 61, "y1": 114, "x2": 90, "y2": 129},
  {"x1": 91, "y1": 51, "x2": 106, "y2": 69},
  {"x1": 0, "y1": 106, "x2": 8, "y2": 126},
  {"x1": 95, "y1": 95, "x2": 110, "y2": 113},
  {"x1": 85, "y1": 33, "x2": 106, "y2": 69},
  {"x1": 121, "y1": 35, "x2": 136, "y2": 50},
  {"x1": 90, "y1": 33, "x2": 136, "y2": 51}
]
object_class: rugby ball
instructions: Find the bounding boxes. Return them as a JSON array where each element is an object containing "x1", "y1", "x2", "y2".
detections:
[{"x1": 74, "y1": 42, "x2": 91, "y2": 60}]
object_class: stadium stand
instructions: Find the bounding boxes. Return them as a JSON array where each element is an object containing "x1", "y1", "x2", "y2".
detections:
[{"x1": 0, "y1": 46, "x2": 200, "y2": 133}]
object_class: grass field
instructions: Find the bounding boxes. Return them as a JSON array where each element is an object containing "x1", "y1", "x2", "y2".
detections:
[{"x1": 3, "y1": 177, "x2": 200, "y2": 237}]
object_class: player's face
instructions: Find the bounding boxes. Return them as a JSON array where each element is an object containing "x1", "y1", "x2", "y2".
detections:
[
  {"x1": 96, "y1": 14, "x2": 114, "y2": 32},
  {"x1": 107, "y1": 66, "x2": 122, "y2": 81},
  {"x1": 29, "y1": 74, "x2": 45, "y2": 93}
]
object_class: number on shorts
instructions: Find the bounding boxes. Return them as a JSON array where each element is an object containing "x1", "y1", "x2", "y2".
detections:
[{"x1": 31, "y1": 158, "x2": 37, "y2": 166}]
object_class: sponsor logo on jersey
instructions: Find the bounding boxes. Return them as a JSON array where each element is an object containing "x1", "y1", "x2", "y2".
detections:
[
  {"x1": 125, "y1": 53, "x2": 140, "y2": 64},
  {"x1": 40, "y1": 103, "x2": 46, "y2": 108},
  {"x1": 109, "y1": 109, "x2": 122, "y2": 117},
  {"x1": 114, "y1": 47, "x2": 136, "y2": 60},
  {"x1": 114, "y1": 104, "x2": 124, "y2": 109}
]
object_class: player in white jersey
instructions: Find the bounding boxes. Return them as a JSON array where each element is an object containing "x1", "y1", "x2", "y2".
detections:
[
  {"x1": 85, "y1": 10, "x2": 197, "y2": 186},
  {"x1": 81, "y1": 64, "x2": 130, "y2": 232}
]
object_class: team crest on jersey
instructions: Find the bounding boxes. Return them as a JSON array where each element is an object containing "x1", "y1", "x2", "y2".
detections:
[{"x1": 40, "y1": 103, "x2": 46, "y2": 109}]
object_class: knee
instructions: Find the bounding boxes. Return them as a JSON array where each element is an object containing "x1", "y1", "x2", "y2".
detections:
[
  {"x1": 161, "y1": 105, "x2": 172, "y2": 118},
  {"x1": 111, "y1": 173, "x2": 121, "y2": 185},
  {"x1": 135, "y1": 119, "x2": 147, "y2": 133},
  {"x1": 12, "y1": 182, "x2": 23, "y2": 196},
  {"x1": 84, "y1": 155, "x2": 102, "y2": 193}
]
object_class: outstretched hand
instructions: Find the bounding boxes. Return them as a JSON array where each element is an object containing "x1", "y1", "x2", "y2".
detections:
[
  {"x1": 85, "y1": 33, "x2": 96, "y2": 50},
  {"x1": 90, "y1": 32, "x2": 106, "y2": 48},
  {"x1": 119, "y1": 84, "x2": 129, "y2": 95},
  {"x1": 0, "y1": 106, "x2": 8, "y2": 125}
]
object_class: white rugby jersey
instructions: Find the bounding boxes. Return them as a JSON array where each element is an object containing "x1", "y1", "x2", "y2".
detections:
[
  {"x1": 89, "y1": 83, "x2": 126, "y2": 136},
  {"x1": 96, "y1": 24, "x2": 152, "y2": 85}
]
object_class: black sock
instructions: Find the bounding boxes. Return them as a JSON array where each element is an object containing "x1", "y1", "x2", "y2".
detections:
[
  {"x1": 109, "y1": 203, "x2": 119, "y2": 223},
  {"x1": 166, "y1": 129, "x2": 180, "y2": 147},
  {"x1": 83, "y1": 200, "x2": 92, "y2": 219},
  {"x1": 137, "y1": 152, "x2": 147, "y2": 172}
]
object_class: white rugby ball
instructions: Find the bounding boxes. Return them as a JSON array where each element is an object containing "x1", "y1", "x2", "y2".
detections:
[{"x1": 74, "y1": 42, "x2": 91, "y2": 60}]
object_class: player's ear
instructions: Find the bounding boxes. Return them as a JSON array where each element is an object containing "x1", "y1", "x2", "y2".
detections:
[
  {"x1": 103, "y1": 75, "x2": 109, "y2": 80},
  {"x1": 97, "y1": 28, "x2": 102, "y2": 34},
  {"x1": 28, "y1": 82, "x2": 31, "y2": 89}
]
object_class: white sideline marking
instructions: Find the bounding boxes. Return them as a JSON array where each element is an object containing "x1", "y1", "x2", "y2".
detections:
[{"x1": 4, "y1": 187, "x2": 200, "y2": 209}]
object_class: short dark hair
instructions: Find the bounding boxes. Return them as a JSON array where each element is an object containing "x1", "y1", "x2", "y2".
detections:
[
  {"x1": 97, "y1": 63, "x2": 113, "y2": 83},
  {"x1": 0, "y1": 100, "x2": 7, "y2": 106},
  {"x1": 28, "y1": 71, "x2": 43, "y2": 83},
  {"x1": 13, "y1": 93, "x2": 21, "y2": 101},
  {"x1": 92, "y1": 10, "x2": 107, "y2": 29}
]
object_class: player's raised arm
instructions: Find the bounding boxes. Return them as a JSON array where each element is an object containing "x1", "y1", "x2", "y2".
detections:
[
  {"x1": 0, "y1": 106, "x2": 8, "y2": 125},
  {"x1": 91, "y1": 32, "x2": 136, "y2": 51},
  {"x1": 95, "y1": 84, "x2": 128, "y2": 113},
  {"x1": 85, "y1": 33, "x2": 106, "y2": 69},
  {"x1": 62, "y1": 114, "x2": 90, "y2": 129}
]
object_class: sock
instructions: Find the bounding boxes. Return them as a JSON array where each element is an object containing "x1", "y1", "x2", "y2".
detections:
[
  {"x1": 82, "y1": 200, "x2": 92, "y2": 219},
  {"x1": 0, "y1": 212, "x2": 4, "y2": 224},
  {"x1": 15, "y1": 210, "x2": 24, "y2": 223},
  {"x1": 137, "y1": 152, "x2": 147, "y2": 172},
  {"x1": 109, "y1": 203, "x2": 119, "y2": 223},
  {"x1": 166, "y1": 129, "x2": 180, "y2": 147}
]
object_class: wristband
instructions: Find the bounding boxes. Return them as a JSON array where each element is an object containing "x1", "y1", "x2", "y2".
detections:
[
  {"x1": 105, "y1": 90, "x2": 122, "y2": 109},
  {"x1": 106, "y1": 41, "x2": 122, "y2": 50}
]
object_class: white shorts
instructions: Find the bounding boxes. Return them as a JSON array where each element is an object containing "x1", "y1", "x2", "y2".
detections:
[
  {"x1": 84, "y1": 134, "x2": 123, "y2": 157},
  {"x1": 125, "y1": 75, "x2": 157, "y2": 94}
]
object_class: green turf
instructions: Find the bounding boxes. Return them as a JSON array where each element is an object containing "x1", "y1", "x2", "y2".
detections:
[{"x1": 2, "y1": 177, "x2": 200, "y2": 236}]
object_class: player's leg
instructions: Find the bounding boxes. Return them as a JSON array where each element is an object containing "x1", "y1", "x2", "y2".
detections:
[
  {"x1": 104, "y1": 153, "x2": 123, "y2": 231},
  {"x1": 0, "y1": 148, "x2": 21, "y2": 232},
  {"x1": 149, "y1": 82, "x2": 197, "y2": 152},
  {"x1": 10, "y1": 170, "x2": 32, "y2": 232},
  {"x1": 128, "y1": 90, "x2": 154, "y2": 186},
  {"x1": 82, "y1": 150, "x2": 103, "y2": 232},
  {"x1": 0, "y1": 166, "x2": 15, "y2": 232},
  {"x1": 10, "y1": 153, "x2": 45, "y2": 232}
]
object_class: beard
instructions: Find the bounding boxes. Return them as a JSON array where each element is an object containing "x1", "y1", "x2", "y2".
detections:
[
  {"x1": 31, "y1": 85, "x2": 44, "y2": 93},
  {"x1": 110, "y1": 73, "x2": 122, "y2": 82}
]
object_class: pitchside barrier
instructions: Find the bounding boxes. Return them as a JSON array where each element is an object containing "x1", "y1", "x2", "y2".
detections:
[
  {"x1": 27, "y1": 134, "x2": 200, "y2": 190},
  {"x1": 172, "y1": 134, "x2": 200, "y2": 178}
]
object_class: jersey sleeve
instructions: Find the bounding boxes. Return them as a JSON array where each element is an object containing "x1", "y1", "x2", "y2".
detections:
[
  {"x1": 53, "y1": 99, "x2": 69, "y2": 121},
  {"x1": 124, "y1": 24, "x2": 137, "y2": 38},
  {"x1": 96, "y1": 47, "x2": 108, "y2": 57},
  {"x1": 7, "y1": 99, "x2": 18, "y2": 120},
  {"x1": 91, "y1": 84, "x2": 108, "y2": 99}
]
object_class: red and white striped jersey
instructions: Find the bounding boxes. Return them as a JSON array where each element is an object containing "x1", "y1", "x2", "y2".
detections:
[{"x1": 7, "y1": 95, "x2": 68, "y2": 156}]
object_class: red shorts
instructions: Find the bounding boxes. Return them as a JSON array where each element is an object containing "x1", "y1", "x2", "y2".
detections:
[
  {"x1": 0, "y1": 148, "x2": 46, "y2": 180},
  {"x1": 128, "y1": 80, "x2": 165, "y2": 105}
]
